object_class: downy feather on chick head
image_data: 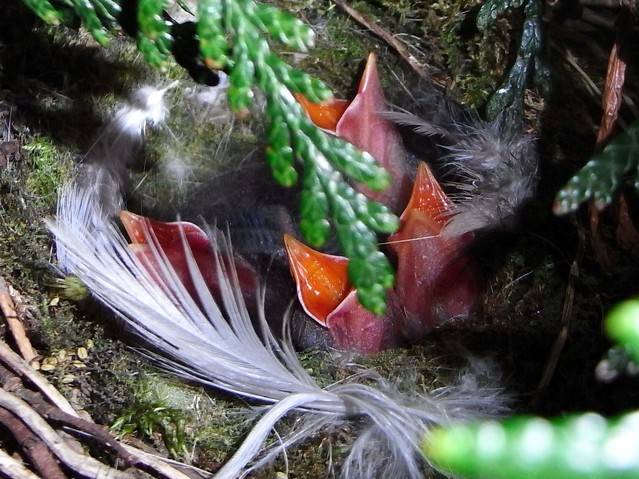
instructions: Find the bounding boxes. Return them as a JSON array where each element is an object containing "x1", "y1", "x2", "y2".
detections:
[{"x1": 386, "y1": 77, "x2": 539, "y2": 237}]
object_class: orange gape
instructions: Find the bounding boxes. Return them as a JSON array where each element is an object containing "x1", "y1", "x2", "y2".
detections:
[
  {"x1": 288, "y1": 53, "x2": 484, "y2": 354},
  {"x1": 297, "y1": 53, "x2": 412, "y2": 212},
  {"x1": 283, "y1": 235, "x2": 351, "y2": 325},
  {"x1": 284, "y1": 162, "x2": 483, "y2": 355},
  {"x1": 293, "y1": 93, "x2": 348, "y2": 132}
]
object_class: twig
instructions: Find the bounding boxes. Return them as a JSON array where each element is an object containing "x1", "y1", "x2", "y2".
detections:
[
  {"x1": 0, "y1": 388, "x2": 133, "y2": 479},
  {"x1": 596, "y1": 12, "x2": 628, "y2": 145},
  {"x1": 332, "y1": 0, "x2": 427, "y2": 76},
  {"x1": 120, "y1": 444, "x2": 210, "y2": 479},
  {"x1": 15, "y1": 387, "x2": 136, "y2": 469},
  {"x1": 0, "y1": 340, "x2": 78, "y2": 417},
  {"x1": 0, "y1": 406, "x2": 67, "y2": 479},
  {"x1": 589, "y1": 2, "x2": 636, "y2": 264},
  {"x1": 0, "y1": 349, "x2": 207, "y2": 479},
  {"x1": 532, "y1": 228, "x2": 583, "y2": 405},
  {"x1": 0, "y1": 276, "x2": 37, "y2": 363},
  {"x1": 0, "y1": 447, "x2": 41, "y2": 479}
]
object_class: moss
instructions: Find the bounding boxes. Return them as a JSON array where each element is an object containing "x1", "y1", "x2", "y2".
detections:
[{"x1": 24, "y1": 137, "x2": 73, "y2": 206}]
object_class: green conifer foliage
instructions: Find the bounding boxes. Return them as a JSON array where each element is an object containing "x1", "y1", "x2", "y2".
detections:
[
  {"x1": 21, "y1": 0, "x2": 398, "y2": 313},
  {"x1": 554, "y1": 119, "x2": 639, "y2": 214}
]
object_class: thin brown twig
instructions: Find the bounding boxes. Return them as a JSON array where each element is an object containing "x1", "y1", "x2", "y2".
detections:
[
  {"x1": 0, "y1": 340, "x2": 78, "y2": 417},
  {"x1": 119, "y1": 444, "x2": 209, "y2": 479},
  {"x1": 0, "y1": 447, "x2": 41, "y2": 479},
  {"x1": 588, "y1": 2, "x2": 636, "y2": 265},
  {"x1": 0, "y1": 361, "x2": 87, "y2": 457},
  {"x1": 532, "y1": 258, "x2": 579, "y2": 403},
  {"x1": 16, "y1": 387, "x2": 137, "y2": 469},
  {"x1": 0, "y1": 276, "x2": 37, "y2": 363},
  {"x1": 0, "y1": 406, "x2": 67, "y2": 479},
  {"x1": 0, "y1": 388, "x2": 133, "y2": 479},
  {"x1": 531, "y1": 224, "x2": 585, "y2": 405},
  {"x1": 0, "y1": 351, "x2": 204, "y2": 479},
  {"x1": 332, "y1": 0, "x2": 427, "y2": 77}
]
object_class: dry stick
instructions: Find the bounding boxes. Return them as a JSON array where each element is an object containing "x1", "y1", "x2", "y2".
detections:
[
  {"x1": 0, "y1": 276, "x2": 37, "y2": 363},
  {"x1": 0, "y1": 340, "x2": 78, "y2": 417},
  {"x1": 532, "y1": 251, "x2": 580, "y2": 404},
  {"x1": 0, "y1": 406, "x2": 67, "y2": 479},
  {"x1": 332, "y1": 0, "x2": 427, "y2": 77},
  {"x1": 0, "y1": 447, "x2": 41, "y2": 479},
  {"x1": 0, "y1": 338, "x2": 205, "y2": 478},
  {"x1": 119, "y1": 444, "x2": 209, "y2": 479},
  {"x1": 0, "y1": 354, "x2": 204, "y2": 479},
  {"x1": 588, "y1": 2, "x2": 635, "y2": 266},
  {"x1": 0, "y1": 353, "x2": 205, "y2": 479},
  {"x1": 0, "y1": 388, "x2": 132, "y2": 479},
  {"x1": 22, "y1": 389, "x2": 208, "y2": 479},
  {"x1": 0, "y1": 361, "x2": 86, "y2": 463},
  {"x1": 16, "y1": 388, "x2": 137, "y2": 466}
]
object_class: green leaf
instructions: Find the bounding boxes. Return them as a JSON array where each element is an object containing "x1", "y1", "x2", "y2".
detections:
[
  {"x1": 554, "y1": 118, "x2": 639, "y2": 214},
  {"x1": 606, "y1": 299, "x2": 639, "y2": 364},
  {"x1": 253, "y1": 3, "x2": 315, "y2": 51},
  {"x1": 266, "y1": 54, "x2": 331, "y2": 103},
  {"x1": 266, "y1": 145, "x2": 297, "y2": 186},
  {"x1": 22, "y1": 0, "x2": 64, "y2": 24},
  {"x1": 73, "y1": 0, "x2": 110, "y2": 45},
  {"x1": 324, "y1": 177, "x2": 395, "y2": 314},
  {"x1": 321, "y1": 134, "x2": 392, "y2": 191},
  {"x1": 137, "y1": 0, "x2": 173, "y2": 66},
  {"x1": 90, "y1": 0, "x2": 119, "y2": 23},
  {"x1": 480, "y1": 0, "x2": 549, "y2": 132},
  {"x1": 358, "y1": 198, "x2": 400, "y2": 234},
  {"x1": 477, "y1": 0, "x2": 526, "y2": 30},
  {"x1": 299, "y1": 166, "x2": 330, "y2": 247},
  {"x1": 424, "y1": 413, "x2": 639, "y2": 479},
  {"x1": 197, "y1": 0, "x2": 229, "y2": 69}
]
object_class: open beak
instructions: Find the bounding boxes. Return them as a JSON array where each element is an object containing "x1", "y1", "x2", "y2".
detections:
[
  {"x1": 296, "y1": 53, "x2": 411, "y2": 212},
  {"x1": 388, "y1": 163, "x2": 482, "y2": 332},
  {"x1": 119, "y1": 211, "x2": 258, "y2": 305},
  {"x1": 394, "y1": 161, "x2": 454, "y2": 228},
  {"x1": 284, "y1": 233, "x2": 399, "y2": 354},
  {"x1": 119, "y1": 211, "x2": 212, "y2": 249},
  {"x1": 283, "y1": 234, "x2": 351, "y2": 326}
]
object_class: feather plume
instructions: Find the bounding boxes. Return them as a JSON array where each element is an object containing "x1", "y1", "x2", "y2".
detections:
[
  {"x1": 387, "y1": 111, "x2": 538, "y2": 237},
  {"x1": 74, "y1": 83, "x2": 177, "y2": 219},
  {"x1": 47, "y1": 183, "x2": 507, "y2": 479},
  {"x1": 47, "y1": 84, "x2": 509, "y2": 478}
]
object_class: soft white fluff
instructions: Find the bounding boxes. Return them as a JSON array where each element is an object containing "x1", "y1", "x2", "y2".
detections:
[
  {"x1": 388, "y1": 111, "x2": 538, "y2": 236},
  {"x1": 73, "y1": 83, "x2": 177, "y2": 221},
  {"x1": 47, "y1": 85, "x2": 509, "y2": 478}
]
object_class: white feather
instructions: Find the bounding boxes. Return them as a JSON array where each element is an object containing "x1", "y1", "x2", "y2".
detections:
[
  {"x1": 73, "y1": 82, "x2": 178, "y2": 221},
  {"x1": 47, "y1": 84, "x2": 509, "y2": 478},
  {"x1": 47, "y1": 183, "x2": 507, "y2": 478}
]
